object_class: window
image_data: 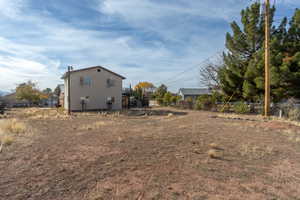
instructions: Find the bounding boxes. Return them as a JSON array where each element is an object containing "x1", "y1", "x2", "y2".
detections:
[
  {"x1": 97, "y1": 69, "x2": 101, "y2": 72},
  {"x1": 106, "y1": 78, "x2": 115, "y2": 87},
  {"x1": 80, "y1": 76, "x2": 92, "y2": 86}
]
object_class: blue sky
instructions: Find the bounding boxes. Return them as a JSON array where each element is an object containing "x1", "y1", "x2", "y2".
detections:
[{"x1": 0, "y1": 0, "x2": 299, "y2": 92}]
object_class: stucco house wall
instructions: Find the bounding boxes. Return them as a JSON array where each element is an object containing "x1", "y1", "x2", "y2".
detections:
[{"x1": 63, "y1": 66, "x2": 125, "y2": 111}]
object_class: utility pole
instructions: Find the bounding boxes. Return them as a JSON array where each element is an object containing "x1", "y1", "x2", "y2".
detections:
[
  {"x1": 264, "y1": 0, "x2": 271, "y2": 116},
  {"x1": 67, "y1": 66, "x2": 73, "y2": 115}
]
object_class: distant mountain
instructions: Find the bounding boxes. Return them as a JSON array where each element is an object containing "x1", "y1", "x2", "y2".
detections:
[{"x1": 0, "y1": 90, "x2": 9, "y2": 96}]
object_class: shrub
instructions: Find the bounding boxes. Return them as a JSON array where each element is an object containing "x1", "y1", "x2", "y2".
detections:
[
  {"x1": 196, "y1": 95, "x2": 216, "y2": 110},
  {"x1": 156, "y1": 97, "x2": 164, "y2": 106},
  {"x1": 163, "y1": 92, "x2": 173, "y2": 106},
  {"x1": 0, "y1": 119, "x2": 26, "y2": 134},
  {"x1": 185, "y1": 97, "x2": 194, "y2": 109},
  {"x1": 170, "y1": 95, "x2": 181, "y2": 105},
  {"x1": 218, "y1": 104, "x2": 231, "y2": 113},
  {"x1": 1, "y1": 135, "x2": 14, "y2": 146},
  {"x1": 288, "y1": 108, "x2": 300, "y2": 121},
  {"x1": 233, "y1": 102, "x2": 250, "y2": 114},
  {"x1": 207, "y1": 149, "x2": 223, "y2": 159}
]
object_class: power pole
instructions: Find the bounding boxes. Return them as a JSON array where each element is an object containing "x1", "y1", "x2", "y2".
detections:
[
  {"x1": 67, "y1": 66, "x2": 73, "y2": 115},
  {"x1": 264, "y1": 0, "x2": 271, "y2": 116}
]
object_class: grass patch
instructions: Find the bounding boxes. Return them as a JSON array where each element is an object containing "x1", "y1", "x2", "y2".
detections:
[
  {"x1": 240, "y1": 143, "x2": 274, "y2": 159},
  {"x1": 0, "y1": 119, "x2": 26, "y2": 134},
  {"x1": 79, "y1": 121, "x2": 108, "y2": 131},
  {"x1": 1, "y1": 135, "x2": 14, "y2": 146},
  {"x1": 0, "y1": 118, "x2": 27, "y2": 148},
  {"x1": 21, "y1": 108, "x2": 69, "y2": 120},
  {"x1": 207, "y1": 149, "x2": 223, "y2": 159}
]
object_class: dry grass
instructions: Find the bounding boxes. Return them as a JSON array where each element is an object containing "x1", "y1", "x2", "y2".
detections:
[
  {"x1": 209, "y1": 143, "x2": 219, "y2": 149},
  {"x1": 79, "y1": 121, "x2": 109, "y2": 131},
  {"x1": 0, "y1": 118, "x2": 26, "y2": 134},
  {"x1": 240, "y1": 143, "x2": 274, "y2": 159},
  {"x1": 271, "y1": 115, "x2": 300, "y2": 127},
  {"x1": 167, "y1": 113, "x2": 174, "y2": 117},
  {"x1": 20, "y1": 108, "x2": 69, "y2": 120},
  {"x1": 0, "y1": 118, "x2": 27, "y2": 147},
  {"x1": 1, "y1": 135, "x2": 14, "y2": 146},
  {"x1": 207, "y1": 149, "x2": 223, "y2": 159},
  {"x1": 0, "y1": 114, "x2": 8, "y2": 119},
  {"x1": 282, "y1": 129, "x2": 300, "y2": 143},
  {"x1": 217, "y1": 113, "x2": 263, "y2": 121}
]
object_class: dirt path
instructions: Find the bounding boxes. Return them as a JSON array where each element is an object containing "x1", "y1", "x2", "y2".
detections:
[{"x1": 1, "y1": 108, "x2": 300, "y2": 199}]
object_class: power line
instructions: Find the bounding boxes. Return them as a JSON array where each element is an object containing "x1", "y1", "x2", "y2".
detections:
[{"x1": 154, "y1": 49, "x2": 224, "y2": 86}]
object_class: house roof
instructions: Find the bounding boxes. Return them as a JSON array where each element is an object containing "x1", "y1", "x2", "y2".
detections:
[
  {"x1": 179, "y1": 88, "x2": 212, "y2": 96},
  {"x1": 61, "y1": 66, "x2": 126, "y2": 80}
]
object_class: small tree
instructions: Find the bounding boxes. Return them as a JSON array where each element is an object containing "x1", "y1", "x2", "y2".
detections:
[
  {"x1": 233, "y1": 102, "x2": 250, "y2": 114},
  {"x1": 154, "y1": 84, "x2": 167, "y2": 99},
  {"x1": 184, "y1": 97, "x2": 194, "y2": 109},
  {"x1": 134, "y1": 82, "x2": 155, "y2": 93},
  {"x1": 54, "y1": 85, "x2": 61, "y2": 97},
  {"x1": 163, "y1": 92, "x2": 172, "y2": 106},
  {"x1": 16, "y1": 81, "x2": 42, "y2": 104},
  {"x1": 42, "y1": 88, "x2": 53, "y2": 99},
  {"x1": 199, "y1": 56, "x2": 223, "y2": 88},
  {"x1": 170, "y1": 95, "x2": 180, "y2": 105},
  {"x1": 196, "y1": 95, "x2": 216, "y2": 110}
]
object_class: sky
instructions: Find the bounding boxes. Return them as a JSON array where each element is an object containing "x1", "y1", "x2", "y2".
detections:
[{"x1": 0, "y1": 0, "x2": 299, "y2": 93}]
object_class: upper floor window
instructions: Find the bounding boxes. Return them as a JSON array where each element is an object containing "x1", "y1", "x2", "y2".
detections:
[
  {"x1": 80, "y1": 76, "x2": 92, "y2": 87},
  {"x1": 106, "y1": 78, "x2": 115, "y2": 88}
]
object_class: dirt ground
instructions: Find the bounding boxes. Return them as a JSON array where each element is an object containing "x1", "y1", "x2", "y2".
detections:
[{"x1": 1, "y1": 107, "x2": 300, "y2": 200}]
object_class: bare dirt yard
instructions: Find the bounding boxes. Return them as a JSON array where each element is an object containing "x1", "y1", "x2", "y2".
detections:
[{"x1": 1, "y1": 107, "x2": 300, "y2": 200}]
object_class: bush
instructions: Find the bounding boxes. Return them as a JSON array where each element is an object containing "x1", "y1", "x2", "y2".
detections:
[
  {"x1": 185, "y1": 97, "x2": 194, "y2": 109},
  {"x1": 218, "y1": 104, "x2": 231, "y2": 113},
  {"x1": 0, "y1": 119, "x2": 26, "y2": 134},
  {"x1": 288, "y1": 108, "x2": 300, "y2": 121},
  {"x1": 196, "y1": 95, "x2": 216, "y2": 110},
  {"x1": 1, "y1": 135, "x2": 14, "y2": 146},
  {"x1": 233, "y1": 102, "x2": 250, "y2": 114},
  {"x1": 156, "y1": 97, "x2": 164, "y2": 106},
  {"x1": 163, "y1": 92, "x2": 172, "y2": 106},
  {"x1": 170, "y1": 95, "x2": 181, "y2": 105}
]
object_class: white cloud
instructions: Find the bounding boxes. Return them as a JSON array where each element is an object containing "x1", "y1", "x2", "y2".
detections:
[
  {"x1": 0, "y1": 0, "x2": 298, "y2": 92},
  {"x1": 99, "y1": 0, "x2": 243, "y2": 22},
  {"x1": 0, "y1": 55, "x2": 60, "y2": 90},
  {"x1": 0, "y1": 0, "x2": 26, "y2": 19}
]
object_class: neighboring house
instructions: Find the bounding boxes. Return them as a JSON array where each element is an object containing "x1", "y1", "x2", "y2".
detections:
[
  {"x1": 1, "y1": 93, "x2": 30, "y2": 107},
  {"x1": 178, "y1": 88, "x2": 212, "y2": 100},
  {"x1": 62, "y1": 66, "x2": 126, "y2": 111}
]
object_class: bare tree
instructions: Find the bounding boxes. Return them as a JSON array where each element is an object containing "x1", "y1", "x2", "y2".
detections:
[{"x1": 199, "y1": 55, "x2": 223, "y2": 88}]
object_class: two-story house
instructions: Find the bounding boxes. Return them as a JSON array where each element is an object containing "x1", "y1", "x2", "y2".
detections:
[{"x1": 62, "y1": 66, "x2": 126, "y2": 111}]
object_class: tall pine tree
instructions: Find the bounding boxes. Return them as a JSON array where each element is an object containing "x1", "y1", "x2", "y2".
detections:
[{"x1": 218, "y1": 3, "x2": 300, "y2": 102}]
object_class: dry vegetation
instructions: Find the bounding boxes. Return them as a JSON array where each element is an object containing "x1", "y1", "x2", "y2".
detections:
[
  {"x1": 79, "y1": 121, "x2": 110, "y2": 131},
  {"x1": 0, "y1": 107, "x2": 300, "y2": 200},
  {"x1": 19, "y1": 107, "x2": 69, "y2": 120},
  {"x1": 0, "y1": 118, "x2": 27, "y2": 148}
]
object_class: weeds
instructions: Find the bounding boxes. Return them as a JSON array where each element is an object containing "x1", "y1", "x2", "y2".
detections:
[
  {"x1": 282, "y1": 129, "x2": 300, "y2": 143},
  {"x1": 207, "y1": 149, "x2": 223, "y2": 159},
  {"x1": 240, "y1": 143, "x2": 274, "y2": 159},
  {"x1": 1, "y1": 135, "x2": 14, "y2": 146},
  {"x1": 233, "y1": 102, "x2": 250, "y2": 114},
  {"x1": 0, "y1": 119, "x2": 26, "y2": 134},
  {"x1": 79, "y1": 121, "x2": 108, "y2": 131},
  {"x1": 0, "y1": 118, "x2": 27, "y2": 147},
  {"x1": 288, "y1": 108, "x2": 300, "y2": 121},
  {"x1": 22, "y1": 108, "x2": 69, "y2": 120}
]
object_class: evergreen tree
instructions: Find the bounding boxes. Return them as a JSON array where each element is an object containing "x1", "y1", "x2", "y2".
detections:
[
  {"x1": 219, "y1": 3, "x2": 300, "y2": 102},
  {"x1": 219, "y1": 2, "x2": 279, "y2": 102}
]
